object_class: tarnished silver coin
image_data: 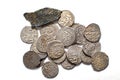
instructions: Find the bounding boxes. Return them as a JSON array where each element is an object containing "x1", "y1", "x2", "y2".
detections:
[
  {"x1": 61, "y1": 58, "x2": 75, "y2": 70},
  {"x1": 67, "y1": 45, "x2": 82, "y2": 65},
  {"x1": 36, "y1": 34, "x2": 55, "y2": 52},
  {"x1": 92, "y1": 52, "x2": 109, "y2": 71},
  {"x1": 56, "y1": 27, "x2": 75, "y2": 47},
  {"x1": 58, "y1": 10, "x2": 74, "y2": 27},
  {"x1": 42, "y1": 61, "x2": 59, "y2": 78},
  {"x1": 83, "y1": 42, "x2": 101, "y2": 57},
  {"x1": 20, "y1": 26, "x2": 38, "y2": 44},
  {"x1": 47, "y1": 40, "x2": 65, "y2": 59},
  {"x1": 84, "y1": 23, "x2": 101, "y2": 42}
]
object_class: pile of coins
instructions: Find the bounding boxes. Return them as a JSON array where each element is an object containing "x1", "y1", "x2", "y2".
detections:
[{"x1": 21, "y1": 8, "x2": 109, "y2": 78}]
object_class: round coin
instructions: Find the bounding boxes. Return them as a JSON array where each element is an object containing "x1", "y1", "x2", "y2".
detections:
[
  {"x1": 20, "y1": 26, "x2": 38, "y2": 44},
  {"x1": 42, "y1": 61, "x2": 59, "y2": 78}
]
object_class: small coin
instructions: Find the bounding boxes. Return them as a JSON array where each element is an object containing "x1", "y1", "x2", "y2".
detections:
[
  {"x1": 23, "y1": 51, "x2": 41, "y2": 69},
  {"x1": 58, "y1": 10, "x2": 74, "y2": 27},
  {"x1": 47, "y1": 40, "x2": 65, "y2": 59},
  {"x1": 84, "y1": 23, "x2": 101, "y2": 42},
  {"x1": 42, "y1": 61, "x2": 59, "y2": 78},
  {"x1": 83, "y1": 42, "x2": 101, "y2": 57},
  {"x1": 20, "y1": 26, "x2": 38, "y2": 44},
  {"x1": 92, "y1": 52, "x2": 109, "y2": 71},
  {"x1": 36, "y1": 34, "x2": 55, "y2": 52},
  {"x1": 67, "y1": 45, "x2": 82, "y2": 65},
  {"x1": 56, "y1": 27, "x2": 75, "y2": 47},
  {"x1": 61, "y1": 58, "x2": 75, "y2": 70}
]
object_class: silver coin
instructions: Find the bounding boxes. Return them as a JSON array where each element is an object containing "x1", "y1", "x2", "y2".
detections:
[
  {"x1": 42, "y1": 61, "x2": 59, "y2": 78},
  {"x1": 84, "y1": 23, "x2": 101, "y2": 42},
  {"x1": 92, "y1": 52, "x2": 109, "y2": 71},
  {"x1": 83, "y1": 42, "x2": 101, "y2": 57},
  {"x1": 36, "y1": 34, "x2": 55, "y2": 52},
  {"x1": 56, "y1": 27, "x2": 75, "y2": 47},
  {"x1": 58, "y1": 10, "x2": 74, "y2": 27},
  {"x1": 20, "y1": 26, "x2": 38, "y2": 44},
  {"x1": 61, "y1": 58, "x2": 75, "y2": 70},
  {"x1": 47, "y1": 40, "x2": 65, "y2": 59},
  {"x1": 67, "y1": 45, "x2": 82, "y2": 65}
]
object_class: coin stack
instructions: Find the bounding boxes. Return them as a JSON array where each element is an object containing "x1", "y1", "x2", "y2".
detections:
[{"x1": 21, "y1": 7, "x2": 109, "y2": 78}]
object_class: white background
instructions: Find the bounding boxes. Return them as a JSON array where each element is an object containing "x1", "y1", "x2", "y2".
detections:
[{"x1": 0, "y1": 0, "x2": 120, "y2": 80}]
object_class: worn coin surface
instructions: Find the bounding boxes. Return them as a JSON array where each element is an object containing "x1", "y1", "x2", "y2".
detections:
[
  {"x1": 67, "y1": 45, "x2": 82, "y2": 65},
  {"x1": 92, "y1": 52, "x2": 109, "y2": 71},
  {"x1": 42, "y1": 61, "x2": 59, "y2": 78},
  {"x1": 83, "y1": 42, "x2": 101, "y2": 57},
  {"x1": 56, "y1": 27, "x2": 75, "y2": 47},
  {"x1": 84, "y1": 23, "x2": 101, "y2": 42},
  {"x1": 58, "y1": 10, "x2": 74, "y2": 27},
  {"x1": 20, "y1": 26, "x2": 38, "y2": 44},
  {"x1": 47, "y1": 40, "x2": 65, "y2": 59},
  {"x1": 23, "y1": 51, "x2": 41, "y2": 69}
]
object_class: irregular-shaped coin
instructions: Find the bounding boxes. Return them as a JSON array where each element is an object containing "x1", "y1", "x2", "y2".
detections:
[
  {"x1": 56, "y1": 27, "x2": 75, "y2": 47},
  {"x1": 58, "y1": 10, "x2": 74, "y2": 27},
  {"x1": 84, "y1": 23, "x2": 101, "y2": 42},
  {"x1": 42, "y1": 61, "x2": 59, "y2": 78},
  {"x1": 23, "y1": 51, "x2": 41, "y2": 69},
  {"x1": 20, "y1": 26, "x2": 38, "y2": 44},
  {"x1": 92, "y1": 52, "x2": 109, "y2": 71}
]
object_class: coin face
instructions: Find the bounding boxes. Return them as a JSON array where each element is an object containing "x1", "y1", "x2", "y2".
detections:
[
  {"x1": 42, "y1": 61, "x2": 59, "y2": 78},
  {"x1": 56, "y1": 27, "x2": 75, "y2": 47},
  {"x1": 84, "y1": 23, "x2": 101, "y2": 42},
  {"x1": 67, "y1": 45, "x2": 82, "y2": 65},
  {"x1": 23, "y1": 51, "x2": 41, "y2": 69},
  {"x1": 20, "y1": 26, "x2": 38, "y2": 44},
  {"x1": 47, "y1": 40, "x2": 65, "y2": 59},
  {"x1": 58, "y1": 10, "x2": 74, "y2": 27},
  {"x1": 92, "y1": 52, "x2": 109, "y2": 71},
  {"x1": 83, "y1": 42, "x2": 101, "y2": 57}
]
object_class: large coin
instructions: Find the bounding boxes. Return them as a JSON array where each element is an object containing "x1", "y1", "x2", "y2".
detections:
[{"x1": 20, "y1": 26, "x2": 38, "y2": 44}]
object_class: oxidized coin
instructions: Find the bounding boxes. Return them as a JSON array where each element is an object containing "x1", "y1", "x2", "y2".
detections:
[
  {"x1": 47, "y1": 40, "x2": 65, "y2": 59},
  {"x1": 20, "y1": 26, "x2": 38, "y2": 44},
  {"x1": 92, "y1": 52, "x2": 109, "y2": 71},
  {"x1": 56, "y1": 27, "x2": 75, "y2": 47},
  {"x1": 58, "y1": 10, "x2": 74, "y2": 27},
  {"x1": 61, "y1": 58, "x2": 75, "y2": 70},
  {"x1": 23, "y1": 51, "x2": 41, "y2": 69},
  {"x1": 36, "y1": 34, "x2": 55, "y2": 52},
  {"x1": 42, "y1": 61, "x2": 59, "y2": 78},
  {"x1": 67, "y1": 45, "x2": 82, "y2": 65},
  {"x1": 83, "y1": 42, "x2": 101, "y2": 57},
  {"x1": 84, "y1": 23, "x2": 101, "y2": 42}
]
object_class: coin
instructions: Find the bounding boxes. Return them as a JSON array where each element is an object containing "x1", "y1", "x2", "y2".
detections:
[
  {"x1": 36, "y1": 34, "x2": 55, "y2": 52},
  {"x1": 61, "y1": 58, "x2": 75, "y2": 70},
  {"x1": 92, "y1": 52, "x2": 109, "y2": 71},
  {"x1": 23, "y1": 51, "x2": 41, "y2": 69},
  {"x1": 83, "y1": 42, "x2": 101, "y2": 57},
  {"x1": 58, "y1": 10, "x2": 74, "y2": 27},
  {"x1": 84, "y1": 23, "x2": 101, "y2": 42},
  {"x1": 67, "y1": 45, "x2": 82, "y2": 65},
  {"x1": 20, "y1": 26, "x2": 38, "y2": 44},
  {"x1": 56, "y1": 27, "x2": 75, "y2": 47},
  {"x1": 47, "y1": 40, "x2": 65, "y2": 59},
  {"x1": 42, "y1": 61, "x2": 59, "y2": 78}
]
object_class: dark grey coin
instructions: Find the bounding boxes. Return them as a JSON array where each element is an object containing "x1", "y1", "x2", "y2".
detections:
[
  {"x1": 23, "y1": 51, "x2": 41, "y2": 69},
  {"x1": 24, "y1": 7, "x2": 62, "y2": 28},
  {"x1": 67, "y1": 45, "x2": 82, "y2": 65},
  {"x1": 84, "y1": 23, "x2": 101, "y2": 42},
  {"x1": 56, "y1": 27, "x2": 75, "y2": 47},
  {"x1": 92, "y1": 52, "x2": 109, "y2": 71},
  {"x1": 61, "y1": 58, "x2": 75, "y2": 70},
  {"x1": 83, "y1": 42, "x2": 101, "y2": 57},
  {"x1": 42, "y1": 61, "x2": 59, "y2": 78}
]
